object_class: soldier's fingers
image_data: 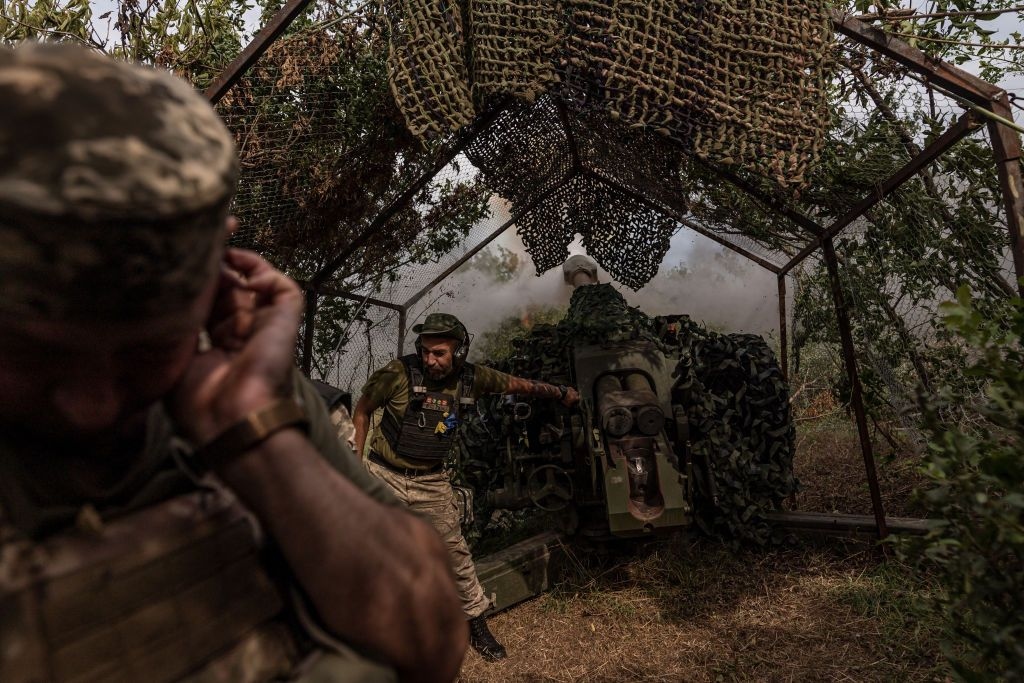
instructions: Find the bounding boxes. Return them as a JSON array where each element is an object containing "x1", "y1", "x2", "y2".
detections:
[
  {"x1": 223, "y1": 248, "x2": 273, "y2": 279},
  {"x1": 222, "y1": 248, "x2": 301, "y2": 309},
  {"x1": 208, "y1": 308, "x2": 255, "y2": 350},
  {"x1": 204, "y1": 263, "x2": 257, "y2": 349},
  {"x1": 245, "y1": 267, "x2": 303, "y2": 311},
  {"x1": 209, "y1": 269, "x2": 255, "y2": 326}
]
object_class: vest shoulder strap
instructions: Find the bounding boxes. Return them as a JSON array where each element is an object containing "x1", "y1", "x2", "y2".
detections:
[
  {"x1": 459, "y1": 362, "x2": 476, "y2": 407},
  {"x1": 397, "y1": 355, "x2": 476, "y2": 407},
  {"x1": 399, "y1": 354, "x2": 426, "y2": 400}
]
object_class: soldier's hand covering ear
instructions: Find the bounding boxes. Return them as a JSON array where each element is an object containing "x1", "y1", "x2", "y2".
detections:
[
  {"x1": 170, "y1": 248, "x2": 304, "y2": 446},
  {"x1": 561, "y1": 386, "x2": 581, "y2": 407}
]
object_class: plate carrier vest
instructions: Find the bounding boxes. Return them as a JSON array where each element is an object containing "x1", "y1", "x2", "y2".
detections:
[
  {"x1": 379, "y1": 354, "x2": 476, "y2": 463},
  {"x1": 0, "y1": 488, "x2": 304, "y2": 682}
]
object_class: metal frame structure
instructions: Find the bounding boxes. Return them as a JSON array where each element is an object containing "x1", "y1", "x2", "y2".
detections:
[{"x1": 208, "y1": 4, "x2": 1024, "y2": 540}]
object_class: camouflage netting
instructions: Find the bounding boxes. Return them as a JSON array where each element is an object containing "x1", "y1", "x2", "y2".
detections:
[
  {"x1": 385, "y1": 0, "x2": 830, "y2": 286},
  {"x1": 190, "y1": 0, "x2": 1019, "y2": 523},
  {"x1": 514, "y1": 176, "x2": 676, "y2": 289},
  {"x1": 386, "y1": 0, "x2": 831, "y2": 186},
  {"x1": 675, "y1": 324, "x2": 798, "y2": 544},
  {"x1": 457, "y1": 284, "x2": 797, "y2": 545},
  {"x1": 464, "y1": 96, "x2": 687, "y2": 288}
]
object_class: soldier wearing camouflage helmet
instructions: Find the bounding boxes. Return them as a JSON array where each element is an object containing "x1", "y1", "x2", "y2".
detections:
[
  {"x1": 0, "y1": 42, "x2": 466, "y2": 682},
  {"x1": 353, "y1": 312, "x2": 580, "y2": 661}
]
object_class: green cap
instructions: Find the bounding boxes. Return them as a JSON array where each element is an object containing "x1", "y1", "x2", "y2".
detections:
[{"x1": 412, "y1": 313, "x2": 467, "y2": 339}]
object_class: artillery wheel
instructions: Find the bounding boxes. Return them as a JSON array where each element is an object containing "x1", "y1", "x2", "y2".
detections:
[{"x1": 527, "y1": 464, "x2": 574, "y2": 511}]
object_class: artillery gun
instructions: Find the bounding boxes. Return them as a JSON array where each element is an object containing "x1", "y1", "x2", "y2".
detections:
[{"x1": 456, "y1": 255, "x2": 797, "y2": 546}]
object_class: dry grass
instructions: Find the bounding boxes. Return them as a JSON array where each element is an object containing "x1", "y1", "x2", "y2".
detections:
[
  {"x1": 460, "y1": 537, "x2": 948, "y2": 682},
  {"x1": 460, "y1": 389, "x2": 945, "y2": 682},
  {"x1": 790, "y1": 388, "x2": 930, "y2": 518}
]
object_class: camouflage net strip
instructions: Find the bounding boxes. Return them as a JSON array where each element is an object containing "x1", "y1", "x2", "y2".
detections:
[
  {"x1": 514, "y1": 176, "x2": 676, "y2": 289},
  {"x1": 386, "y1": 0, "x2": 474, "y2": 137},
  {"x1": 463, "y1": 95, "x2": 573, "y2": 206},
  {"x1": 470, "y1": 0, "x2": 562, "y2": 104},
  {"x1": 688, "y1": 2, "x2": 832, "y2": 187},
  {"x1": 671, "y1": 323, "x2": 798, "y2": 545},
  {"x1": 569, "y1": 107, "x2": 688, "y2": 220},
  {"x1": 465, "y1": 96, "x2": 686, "y2": 288},
  {"x1": 387, "y1": 0, "x2": 831, "y2": 190}
]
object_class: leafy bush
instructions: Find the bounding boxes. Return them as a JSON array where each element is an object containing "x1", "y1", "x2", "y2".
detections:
[{"x1": 902, "y1": 285, "x2": 1024, "y2": 680}]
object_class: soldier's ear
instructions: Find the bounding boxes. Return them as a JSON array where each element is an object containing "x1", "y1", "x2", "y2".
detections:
[{"x1": 224, "y1": 215, "x2": 239, "y2": 238}]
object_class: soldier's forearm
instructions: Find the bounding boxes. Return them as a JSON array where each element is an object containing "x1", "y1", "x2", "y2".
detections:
[
  {"x1": 215, "y1": 428, "x2": 467, "y2": 680},
  {"x1": 506, "y1": 376, "x2": 562, "y2": 400},
  {"x1": 352, "y1": 396, "x2": 372, "y2": 458}
]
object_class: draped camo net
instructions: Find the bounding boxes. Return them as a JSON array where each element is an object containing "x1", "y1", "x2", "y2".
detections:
[
  {"x1": 386, "y1": 0, "x2": 832, "y2": 187},
  {"x1": 386, "y1": 0, "x2": 831, "y2": 286},
  {"x1": 464, "y1": 96, "x2": 686, "y2": 288}
]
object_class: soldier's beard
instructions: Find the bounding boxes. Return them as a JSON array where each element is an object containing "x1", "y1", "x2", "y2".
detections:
[{"x1": 425, "y1": 367, "x2": 449, "y2": 380}]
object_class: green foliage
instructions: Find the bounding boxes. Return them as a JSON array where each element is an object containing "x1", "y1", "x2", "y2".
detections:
[
  {"x1": 792, "y1": 83, "x2": 1015, "y2": 426},
  {"x1": 109, "y1": 0, "x2": 251, "y2": 89},
  {"x1": 472, "y1": 306, "x2": 566, "y2": 362},
  {"x1": 851, "y1": 1, "x2": 1024, "y2": 83},
  {"x1": 1, "y1": 0, "x2": 252, "y2": 85},
  {"x1": 0, "y1": 0, "x2": 98, "y2": 47},
  {"x1": 784, "y1": 2, "x2": 1021, "y2": 434},
  {"x1": 900, "y1": 284, "x2": 1024, "y2": 680},
  {"x1": 466, "y1": 244, "x2": 522, "y2": 283}
]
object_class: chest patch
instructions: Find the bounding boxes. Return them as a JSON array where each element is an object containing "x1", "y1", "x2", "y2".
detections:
[{"x1": 422, "y1": 395, "x2": 451, "y2": 412}]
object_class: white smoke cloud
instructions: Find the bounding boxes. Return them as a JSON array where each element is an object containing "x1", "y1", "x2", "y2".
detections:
[{"x1": 406, "y1": 215, "x2": 784, "y2": 353}]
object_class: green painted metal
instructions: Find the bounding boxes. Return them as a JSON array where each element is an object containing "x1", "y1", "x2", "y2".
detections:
[
  {"x1": 573, "y1": 341, "x2": 692, "y2": 537},
  {"x1": 475, "y1": 531, "x2": 566, "y2": 614}
]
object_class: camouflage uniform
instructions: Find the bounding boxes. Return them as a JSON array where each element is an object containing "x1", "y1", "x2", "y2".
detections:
[
  {"x1": 359, "y1": 314, "x2": 515, "y2": 621},
  {"x1": 311, "y1": 379, "x2": 357, "y2": 450},
  {"x1": 0, "y1": 42, "x2": 234, "y2": 322},
  {"x1": 331, "y1": 405, "x2": 357, "y2": 450},
  {"x1": 0, "y1": 43, "x2": 397, "y2": 682}
]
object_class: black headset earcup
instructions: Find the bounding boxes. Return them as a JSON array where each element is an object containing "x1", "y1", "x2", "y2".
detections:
[{"x1": 456, "y1": 328, "x2": 470, "y2": 363}]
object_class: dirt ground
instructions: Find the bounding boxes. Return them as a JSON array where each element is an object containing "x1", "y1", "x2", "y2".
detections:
[{"x1": 459, "y1": 538, "x2": 947, "y2": 682}]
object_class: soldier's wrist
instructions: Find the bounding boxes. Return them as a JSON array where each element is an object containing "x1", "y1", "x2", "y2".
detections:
[{"x1": 192, "y1": 397, "x2": 310, "y2": 472}]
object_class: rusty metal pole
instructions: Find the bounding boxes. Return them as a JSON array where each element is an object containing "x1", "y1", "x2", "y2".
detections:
[
  {"x1": 204, "y1": 0, "x2": 317, "y2": 105},
  {"x1": 822, "y1": 238, "x2": 888, "y2": 540},
  {"x1": 778, "y1": 274, "x2": 788, "y2": 381},
  {"x1": 300, "y1": 289, "x2": 318, "y2": 376},
  {"x1": 397, "y1": 306, "x2": 407, "y2": 357},
  {"x1": 205, "y1": 0, "x2": 317, "y2": 104},
  {"x1": 987, "y1": 94, "x2": 1024, "y2": 297}
]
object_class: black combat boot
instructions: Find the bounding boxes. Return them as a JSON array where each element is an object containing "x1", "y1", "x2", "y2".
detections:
[{"x1": 469, "y1": 615, "x2": 507, "y2": 661}]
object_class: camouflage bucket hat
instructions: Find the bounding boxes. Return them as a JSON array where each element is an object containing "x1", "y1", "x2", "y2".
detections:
[
  {"x1": 412, "y1": 313, "x2": 467, "y2": 339},
  {"x1": 0, "y1": 42, "x2": 239, "y2": 321}
]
